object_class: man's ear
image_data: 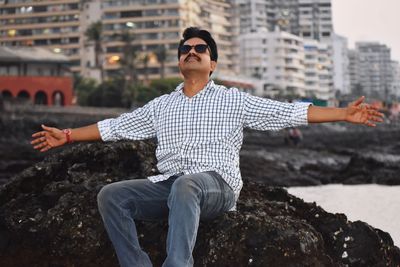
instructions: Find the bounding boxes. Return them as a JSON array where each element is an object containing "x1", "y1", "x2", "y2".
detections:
[
  {"x1": 178, "y1": 60, "x2": 183, "y2": 71},
  {"x1": 210, "y1": 61, "x2": 217, "y2": 71}
]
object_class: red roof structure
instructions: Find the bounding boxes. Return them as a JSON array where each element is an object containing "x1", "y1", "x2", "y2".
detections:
[{"x1": 0, "y1": 46, "x2": 73, "y2": 106}]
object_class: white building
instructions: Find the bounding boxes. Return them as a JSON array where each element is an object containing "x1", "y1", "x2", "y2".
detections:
[
  {"x1": 235, "y1": 0, "x2": 269, "y2": 33},
  {"x1": 235, "y1": 0, "x2": 300, "y2": 34},
  {"x1": 332, "y1": 33, "x2": 350, "y2": 95},
  {"x1": 235, "y1": 0, "x2": 334, "y2": 99},
  {"x1": 298, "y1": 0, "x2": 333, "y2": 42},
  {"x1": 239, "y1": 29, "x2": 305, "y2": 97},
  {"x1": 355, "y1": 42, "x2": 392, "y2": 100},
  {"x1": 303, "y1": 39, "x2": 333, "y2": 100},
  {"x1": 348, "y1": 49, "x2": 361, "y2": 93},
  {"x1": 298, "y1": 0, "x2": 334, "y2": 100},
  {"x1": 390, "y1": 61, "x2": 400, "y2": 99},
  {"x1": 236, "y1": 0, "x2": 334, "y2": 42}
]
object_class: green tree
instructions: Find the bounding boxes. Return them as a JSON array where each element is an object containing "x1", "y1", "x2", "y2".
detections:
[
  {"x1": 73, "y1": 74, "x2": 98, "y2": 106},
  {"x1": 142, "y1": 53, "x2": 150, "y2": 85},
  {"x1": 86, "y1": 79, "x2": 126, "y2": 108},
  {"x1": 135, "y1": 84, "x2": 156, "y2": 105},
  {"x1": 150, "y1": 77, "x2": 182, "y2": 94},
  {"x1": 112, "y1": 29, "x2": 139, "y2": 107},
  {"x1": 132, "y1": 77, "x2": 182, "y2": 106},
  {"x1": 155, "y1": 45, "x2": 167, "y2": 79}
]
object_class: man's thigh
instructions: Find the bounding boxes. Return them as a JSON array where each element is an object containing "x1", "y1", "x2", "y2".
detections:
[
  {"x1": 172, "y1": 172, "x2": 235, "y2": 220},
  {"x1": 102, "y1": 178, "x2": 173, "y2": 221}
]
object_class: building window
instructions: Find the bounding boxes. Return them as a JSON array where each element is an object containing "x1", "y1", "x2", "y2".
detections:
[
  {"x1": 121, "y1": 10, "x2": 143, "y2": 18},
  {"x1": 34, "y1": 91, "x2": 48, "y2": 105}
]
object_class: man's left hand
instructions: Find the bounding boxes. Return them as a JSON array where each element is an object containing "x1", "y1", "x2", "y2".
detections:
[{"x1": 346, "y1": 96, "x2": 384, "y2": 127}]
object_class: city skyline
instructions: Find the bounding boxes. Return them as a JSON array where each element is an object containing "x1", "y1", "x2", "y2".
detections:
[{"x1": 332, "y1": 0, "x2": 400, "y2": 62}]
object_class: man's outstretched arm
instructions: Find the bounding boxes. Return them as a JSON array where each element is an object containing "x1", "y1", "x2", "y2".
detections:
[
  {"x1": 31, "y1": 97, "x2": 159, "y2": 153},
  {"x1": 31, "y1": 124, "x2": 101, "y2": 152},
  {"x1": 307, "y1": 96, "x2": 384, "y2": 127}
]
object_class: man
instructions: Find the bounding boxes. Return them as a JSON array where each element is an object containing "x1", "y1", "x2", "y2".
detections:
[{"x1": 31, "y1": 27, "x2": 384, "y2": 267}]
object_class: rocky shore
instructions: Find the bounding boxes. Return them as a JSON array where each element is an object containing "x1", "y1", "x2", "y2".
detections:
[
  {"x1": 1, "y1": 107, "x2": 400, "y2": 266},
  {"x1": 0, "y1": 105, "x2": 121, "y2": 184},
  {"x1": 241, "y1": 123, "x2": 400, "y2": 186},
  {"x1": 1, "y1": 140, "x2": 399, "y2": 266},
  {"x1": 2, "y1": 105, "x2": 400, "y2": 187}
]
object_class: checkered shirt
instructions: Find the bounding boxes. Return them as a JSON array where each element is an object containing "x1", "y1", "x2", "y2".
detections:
[{"x1": 98, "y1": 80, "x2": 311, "y2": 207}]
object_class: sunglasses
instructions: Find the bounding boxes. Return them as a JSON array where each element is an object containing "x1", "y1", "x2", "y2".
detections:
[{"x1": 179, "y1": 44, "x2": 209, "y2": 55}]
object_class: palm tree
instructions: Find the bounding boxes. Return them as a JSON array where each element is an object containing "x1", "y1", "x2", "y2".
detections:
[
  {"x1": 155, "y1": 45, "x2": 167, "y2": 79},
  {"x1": 142, "y1": 53, "x2": 150, "y2": 85},
  {"x1": 115, "y1": 29, "x2": 139, "y2": 107},
  {"x1": 120, "y1": 30, "x2": 138, "y2": 83},
  {"x1": 85, "y1": 21, "x2": 104, "y2": 82}
]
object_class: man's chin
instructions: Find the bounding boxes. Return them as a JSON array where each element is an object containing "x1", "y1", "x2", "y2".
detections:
[
  {"x1": 182, "y1": 66, "x2": 203, "y2": 71},
  {"x1": 181, "y1": 68, "x2": 209, "y2": 76}
]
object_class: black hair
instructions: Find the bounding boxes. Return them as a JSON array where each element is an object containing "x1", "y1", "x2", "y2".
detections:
[{"x1": 177, "y1": 27, "x2": 218, "y2": 62}]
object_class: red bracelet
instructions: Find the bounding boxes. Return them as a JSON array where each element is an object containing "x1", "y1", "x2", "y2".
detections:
[{"x1": 62, "y1": 129, "x2": 73, "y2": 144}]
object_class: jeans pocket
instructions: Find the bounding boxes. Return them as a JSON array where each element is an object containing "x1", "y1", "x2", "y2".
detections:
[{"x1": 224, "y1": 187, "x2": 236, "y2": 211}]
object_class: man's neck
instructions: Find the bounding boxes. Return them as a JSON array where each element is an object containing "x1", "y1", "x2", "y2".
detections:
[{"x1": 183, "y1": 77, "x2": 210, "y2": 98}]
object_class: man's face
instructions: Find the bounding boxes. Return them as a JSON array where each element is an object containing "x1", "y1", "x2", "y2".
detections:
[{"x1": 178, "y1": 37, "x2": 216, "y2": 77}]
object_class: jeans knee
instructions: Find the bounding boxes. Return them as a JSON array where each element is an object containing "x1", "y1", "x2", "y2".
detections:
[{"x1": 97, "y1": 183, "x2": 118, "y2": 212}]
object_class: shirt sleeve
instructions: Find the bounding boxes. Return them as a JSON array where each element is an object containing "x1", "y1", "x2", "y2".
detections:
[
  {"x1": 97, "y1": 98, "x2": 158, "y2": 141},
  {"x1": 243, "y1": 93, "x2": 311, "y2": 131}
]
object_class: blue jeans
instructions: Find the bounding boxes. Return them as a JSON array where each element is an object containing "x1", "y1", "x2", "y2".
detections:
[{"x1": 97, "y1": 171, "x2": 235, "y2": 267}]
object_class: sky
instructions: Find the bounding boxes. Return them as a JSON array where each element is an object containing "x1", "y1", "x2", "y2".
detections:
[{"x1": 331, "y1": 0, "x2": 400, "y2": 62}]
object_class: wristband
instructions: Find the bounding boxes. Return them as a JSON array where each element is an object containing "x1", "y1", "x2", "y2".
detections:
[{"x1": 62, "y1": 129, "x2": 74, "y2": 144}]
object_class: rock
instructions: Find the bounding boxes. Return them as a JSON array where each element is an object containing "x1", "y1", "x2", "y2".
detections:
[
  {"x1": 335, "y1": 153, "x2": 400, "y2": 185},
  {"x1": 0, "y1": 107, "x2": 123, "y2": 186},
  {"x1": 0, "y1": 141, "x2": 399, "y2": 267},
  {"x1": 241, "y1": 126, "x2": 400, "y2": 186}
]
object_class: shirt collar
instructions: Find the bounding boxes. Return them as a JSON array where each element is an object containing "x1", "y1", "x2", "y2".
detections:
[{"x1": 175, "y1": 80, "x2": 215, "y2": 97}]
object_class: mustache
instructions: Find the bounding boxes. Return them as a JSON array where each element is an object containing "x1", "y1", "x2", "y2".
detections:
[{"x1": 185, "y1": 53, "x2": 201, "y2": 62}]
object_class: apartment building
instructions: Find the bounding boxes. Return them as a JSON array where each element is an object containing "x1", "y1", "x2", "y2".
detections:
[
  {"x1": 355, "y1": 42, "x2": 392, "y2": 100},
  {"x1": 390, "y1": 61, "x2": 400, "y2": 99},
  {"x1": 236, "y1": 0, "x2": 333, "y2": 41},
  {"x1": 0, "y1": 0, "x2": 81, "y2": 72},
  {"x1": 298, "y1": 0, "x2": 333, "y2": 42},
  {"x1": 303, "y1": 39, "x2": 332, "y2": 100},
  {"x1": 81, "y1": 0, "x2": 238, "y2": 79},
  {"x1": 235, "y1": 0, "x2": 269, "y2": 33},
  {"x1": 235, "y1": 0, "x2": 299, "y2": 34},
  {"x1": 348, "y1": 49, "x2": 360, "y2": 93},
  {"x1": 235, "y1": 0, "x2": 334, "y2": 98},
  {"x1": 332, "y1": 33, "x2": 350, "y2": 95},
  {"x1": 1, "y1": 0, "x2": 237, "y2": 81},
  {"x1": 239, "y1": 29, "x2": 305, "y2": 97}
]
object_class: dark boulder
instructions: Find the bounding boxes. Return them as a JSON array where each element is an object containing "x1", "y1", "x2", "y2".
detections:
[{"x1": 0, "y1": 141, "x2": 399, "y2": 267}]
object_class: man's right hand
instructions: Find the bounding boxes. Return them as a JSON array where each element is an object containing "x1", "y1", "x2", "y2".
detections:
[{"x1": 31, "y1": 124, "x2": 67, "y2": 152}]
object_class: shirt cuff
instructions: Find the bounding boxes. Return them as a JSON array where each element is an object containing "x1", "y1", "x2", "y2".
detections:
[
  {"x1": 97, "y1": 119, "x2": 115, "y2": 142},
  {"x1": 292, "y1": 102, "x2": 313, "y2": 126}
]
